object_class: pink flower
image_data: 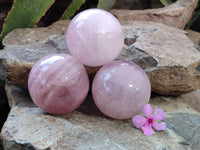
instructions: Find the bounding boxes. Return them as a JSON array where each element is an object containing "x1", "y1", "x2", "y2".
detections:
[{"x1": 132, "y1": 104, "x2": 166, "y2": 136}]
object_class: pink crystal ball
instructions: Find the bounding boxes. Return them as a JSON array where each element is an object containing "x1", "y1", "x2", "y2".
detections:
[
  {"x1": 66, "y1": 9, "x2": 124, "y2": 67},
  {"x1": 28, "y1": 54, "x2": 89, "y2": 115},
  {"x1": 92, "y1": 60, "x2": 151, "y2": 119}
]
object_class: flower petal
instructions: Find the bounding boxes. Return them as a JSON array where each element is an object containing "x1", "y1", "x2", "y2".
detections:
[
  {"x1": 132, "y1": 115, "x2": 146, "y2": 128},
  {"x1": 141, "y1": 124, "x2": 155, "y2": 136},
  {"x1": 152, "y1": 121, "x2": 166, "y2": 131},
  {"x1": 153, "y1": 108, "x2": 165, "y2": 120},
  {"x1": 142, "y1": 104, "x2": 152, "y2": 118}
]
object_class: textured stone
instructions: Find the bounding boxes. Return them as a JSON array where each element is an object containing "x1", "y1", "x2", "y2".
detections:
[
  {"x1": 120, "y1": 21, "x2": 200, "y2": 95},
  {"x1": 2, "y1": 20, "x2": 70, "y2": 46},
  {"x1": 110, "y1": 0, "x2": 198, "y2": 29},
  {"x1": 2, "y1": 84, "x2": 198, "y2": 150},
  {"x1": 180, "y1": 90, "x2": 200, "y2": 113},
  {"x1": 118, "y1": 45, "x2": 158, "y2": 70},
  {"x1": 150, "y1": 93, "x2": 200, "y2": 149},
  {"x1": 0, "y1": 33, "x2": 70, "y2": 88},
  {"x1": 165, "y1": 113, "x2": 200, "y2": 150},
  {"x1": 187, "y1": 29, "x2": 200, "y2": 46},
  {"x1": 0, "y1": 20, "x2": 200, "y2": 95}
]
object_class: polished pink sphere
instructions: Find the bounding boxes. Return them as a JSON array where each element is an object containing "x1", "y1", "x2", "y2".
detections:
[
  {"x1": 92, "y1": 60, "x2": 151, "y2": 119},
  {"x1": 66, "y1": 9, "x2": 124, "y2": 67},
  {"x1": 28, "y1": 54, "x2": 89, "y2": 115}
]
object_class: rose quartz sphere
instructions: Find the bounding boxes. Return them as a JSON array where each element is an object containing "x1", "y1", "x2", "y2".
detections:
[
  {"x1": 66, "y1": 9, "x2": 124, "y2": 67},
  {"x1": 92, "y1": 60, "x2": 151, "y2": 119},
  {"x1": 28, "y1": 54, "x2": 89, "y2": 115}
]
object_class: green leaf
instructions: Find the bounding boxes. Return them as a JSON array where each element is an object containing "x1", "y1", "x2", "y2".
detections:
[
  {"x1": 97, "y1": 0, "x2": 116, "y2": 10},
  {"x1": 61, "y1": 0, "x2": 86, "y2": 20},
  {"x1": 185, "y1": 10, "x2": 200, "y2": 29},
  {"x1": 160, "y1": 0, "x2": 173, "y2": 6},
  {"x1": 0, "y1": 0, "x2": 56, "y2": 43},
  {"x1": 185, "y1": 1, "x2": 200, "y2": 29}
]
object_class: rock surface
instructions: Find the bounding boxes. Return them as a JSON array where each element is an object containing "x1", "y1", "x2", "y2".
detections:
[
  {"x1": 187, "y1": 30, "x2": 200, "y2": 46},
  {"x1": 111, "y1": 0, "x2": 198, "y2": 29},
  {"x1": 1, "y1": 83, "x2": 200, "y2": 150},
  {"x1": 181, "y1": 90, "x2": 200, "y2": 112},
  {"x1": 0, "y1": 20, "x2": 200, "y2": 95},
  {"x1": 120, "y1": 21, "x2": 200, "y2": 95},
  {"x1": 2, "y1": 20, "x2": 70, "y2": 46}
]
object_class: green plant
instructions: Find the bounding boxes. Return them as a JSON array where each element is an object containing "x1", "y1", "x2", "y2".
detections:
[
  {"x1": 97, "y1": 0, "x2": 116, "y2": 10},
  {"x1": 0, "y1": 0, "x2": 116, "y2": 45},
  {"x1": 159, "y1": 0, "x2": 173, "y2": 6},
  {"x1": 185, "y1": 1, "x2": 200, "y2": 29},
  {"x1": 159, "y1": 0, "x2": 200, "y2": 30},
  {"x1": 61, "y1": 0, "x2": 86, "y2": 19},
  {"x1": 1, "y1": 0, "x2": 198, "y2": 47},
  {"x1": 0, "y1": 0, "x2": 56, "y2": 44}
]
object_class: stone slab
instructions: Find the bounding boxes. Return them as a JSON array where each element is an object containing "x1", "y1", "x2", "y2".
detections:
[
  {"x1": 2, "y1": 84, "x2": 200, "y2": 150},
  {"x1": 110, "y1": 0, "x2": 198, "y2": 29}
]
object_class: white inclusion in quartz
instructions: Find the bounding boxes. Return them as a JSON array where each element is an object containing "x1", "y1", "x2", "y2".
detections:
[
  {"x1": 74, "y1": 10, "x2": 92, "y2": 23},
  {"x1": 129, "y1": 84, "x2": 140, "y2": 93},
  {"x1": 129, "y1": 84, "x2": 133, "y2": 88},
  {"x1": 40, "y1": 56, "x2": 64, "y2": 65},
  {"x1": 120, "y1": 62, "x2": 129, "y2": 67},
  {"x1": 103, "y1": 72, "x2": 112, "y2": 92},
  {"x1": 40, "y1": 65, "x2": 49, "y2": 73}
]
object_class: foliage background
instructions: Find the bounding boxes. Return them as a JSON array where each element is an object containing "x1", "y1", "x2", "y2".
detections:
[{"x1": 0, "y1": 0, "x2": 199, "y2": 46}]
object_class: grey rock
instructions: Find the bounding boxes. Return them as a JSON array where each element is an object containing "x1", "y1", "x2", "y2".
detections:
[
  {"x1": 118, "y1": 45, "x2": 158, "y2": 70},
  {"x1": 1, "y1": 83, "x2": 192, "y2": 150},
  {"x1": 121, "y1": 21, "x2": 200, "y2": 95},
  {"x1": 150, "y1": 93, "x2": 200, "y2": 149},
  {"x1": 186, "y1": 30, "x2": 200, "y2": 46},
  {"x1": 0, "y1": 20, "x2": 200, "y2": 95},
  {"x1": 110, "y1": 0, "x2": 198, "y2": 29},
  {"x1": 0, "y1": 34, "x2": 69, "y2": 88},
  {"x1": 165, "y1": 113, "x2": 200, "y2": 150},
  {"x1": 180, "y1": 90, "x2": 200, "y2": 113},
  {"x1": 5, "y1": 83, "x2": 35, "y2": 108},
  {"x1": 2, "y1": 20, "x2": 70, "y2": 46}
]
